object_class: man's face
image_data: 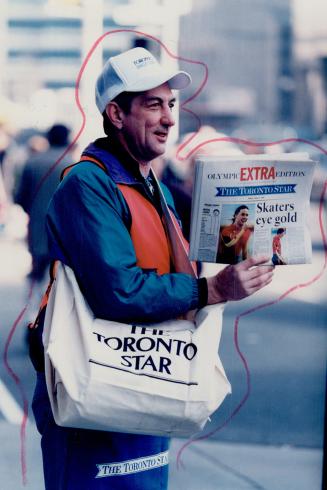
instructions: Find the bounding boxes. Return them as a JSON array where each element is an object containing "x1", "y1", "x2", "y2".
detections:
[
  {"x1": 119, "y1": 83, "x2": 176, "y2": 164},
  {"x1": 234, "y1": 209, "x2": 249, "y2": 226}
]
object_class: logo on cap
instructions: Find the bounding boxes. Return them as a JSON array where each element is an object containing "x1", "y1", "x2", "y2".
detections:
[{"x1": 134, "y1": 56, "x2": 155, "y2": 69}]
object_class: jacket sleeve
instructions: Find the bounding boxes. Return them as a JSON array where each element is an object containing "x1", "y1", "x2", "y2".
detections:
[{"x1": 46, "y1": 163, "x2": 200, "y2": 323}]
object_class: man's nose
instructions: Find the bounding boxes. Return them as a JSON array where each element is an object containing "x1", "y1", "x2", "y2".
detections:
[{"x1": 161, "y1": 107, "x2": 175, "y2": 127}]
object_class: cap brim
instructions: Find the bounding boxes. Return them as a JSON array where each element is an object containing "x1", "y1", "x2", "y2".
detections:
[
  {"x1": 167, "y1": 71, "x2": 192, "y2": 89},
  {"x1": 126, "y1": 70, "x2": 192, "y2": 93}
]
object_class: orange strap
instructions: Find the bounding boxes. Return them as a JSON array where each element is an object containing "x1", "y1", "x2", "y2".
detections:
[
  {"x1": 60, "y1": 156, "x2": 107, "y2": 180},
  {"x1": 118, "y1": 184, "x2": 171, "y2": 275}
]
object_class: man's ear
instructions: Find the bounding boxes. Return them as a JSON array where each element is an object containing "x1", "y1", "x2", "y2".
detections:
[{"x1": 105, "y1": 102, "x2": 124, "y2": 130}]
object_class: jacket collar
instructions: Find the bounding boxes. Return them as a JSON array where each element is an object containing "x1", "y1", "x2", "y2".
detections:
[{"x1": 82, "y1": 137, "x2": 141, "y2": 185}]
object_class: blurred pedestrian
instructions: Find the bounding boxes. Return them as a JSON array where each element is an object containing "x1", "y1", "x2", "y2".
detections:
[
  {"x1": 0, "y1": 122, "x2": 11, "y2": 170},
  {"x1": 0, "y1": 122, "x2": 12, "y2": 231},
  {"x1": 15, "y1": 124, "x2": 73, "y2": 284}
]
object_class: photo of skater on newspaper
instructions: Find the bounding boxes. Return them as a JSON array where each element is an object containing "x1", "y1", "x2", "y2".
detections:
[
  {"x1": 271, "y1": 227, "x2": 287, "y2": 265},
  {"x1": 217, "y1": 204, "x2": 255, "y2": 264}
]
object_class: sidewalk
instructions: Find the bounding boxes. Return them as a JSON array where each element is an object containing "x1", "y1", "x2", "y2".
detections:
[
  {"x1": 169, "y1": 438, "x2": 323, "y2": 490},
  {"x1": 0, "y1": 421, "x2": 322, "y2": 490}
]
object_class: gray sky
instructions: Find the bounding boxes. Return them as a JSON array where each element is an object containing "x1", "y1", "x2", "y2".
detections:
[{"x1": 292, "y1": 0, "x2": 327, "y2": 38}]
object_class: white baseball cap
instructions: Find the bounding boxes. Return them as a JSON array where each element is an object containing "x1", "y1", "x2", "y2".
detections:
[{"x1": 95, "y1": 47, "x2": 192, "y2": 114}]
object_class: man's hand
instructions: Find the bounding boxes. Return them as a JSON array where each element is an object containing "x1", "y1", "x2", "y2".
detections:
[{"x1": 206, "y1": 255, "x2": 274, "y2": 304}]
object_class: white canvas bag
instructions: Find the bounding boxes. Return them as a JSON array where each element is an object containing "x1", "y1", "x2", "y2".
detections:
[{"x1": 43, "y1": 263, "x2": 231, "y2": 437}]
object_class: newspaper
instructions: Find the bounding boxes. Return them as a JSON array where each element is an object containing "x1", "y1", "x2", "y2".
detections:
[{"x1": 189, "y1": 153, "x2": 316, "y2": 265}]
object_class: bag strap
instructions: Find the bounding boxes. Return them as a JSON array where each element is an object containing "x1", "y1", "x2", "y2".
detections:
[
  {"x1": 28, "y1": 261, "x2": 58, "y2": 329},
  {"x1": 60, "y1": 156, "x2": 108, "y2": 180},
  {"x1": 151, "y1": 171, "x2": 196, "y2": 277}
]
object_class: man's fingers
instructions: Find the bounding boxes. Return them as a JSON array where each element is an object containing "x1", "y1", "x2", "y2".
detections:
[
  {"x1": 245, "y1": 271, "x2": 274, "y2": 290},
  {"x1": 210, "y1": 258, "x2": 274, "y2": 303},
  {"x1": 232, "y1": 266, "x2": 274, "y2": 299},
  {"x1": 242, "y1": 264, "x2": 274, "y2": 280},
  {"x1": 237, "y1": 255, "x2": 271, "y2": 271}
]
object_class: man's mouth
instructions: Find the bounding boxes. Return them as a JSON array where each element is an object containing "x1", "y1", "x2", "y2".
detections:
[{"x1": 154, "y1": 131, "x2": 168, "y2": 141}]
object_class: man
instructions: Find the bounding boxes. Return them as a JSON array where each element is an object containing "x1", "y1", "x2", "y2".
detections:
[
  {"x1": 32, "y1": 47, "x2": 273, "y2": 490},
  {"x1": 218, "y1": 205, "x2": 254, "y2": 264}
]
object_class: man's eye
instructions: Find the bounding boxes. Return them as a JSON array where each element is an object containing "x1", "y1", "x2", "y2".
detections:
[{"x1": 169, "y1": 103, "x2": 175, "y2": 110}]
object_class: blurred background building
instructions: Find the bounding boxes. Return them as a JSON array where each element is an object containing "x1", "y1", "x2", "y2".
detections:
[
  {"x1": 0, "y1": 0, "x2": 193, "y2": 147},
  {"x1": 179, "y1": 0, "x2": 295, "y2": 132}
]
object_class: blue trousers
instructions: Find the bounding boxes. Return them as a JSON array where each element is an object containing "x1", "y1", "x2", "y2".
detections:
[{"x1": 32, "y1": 373, "x2": 170, "y2": 489}]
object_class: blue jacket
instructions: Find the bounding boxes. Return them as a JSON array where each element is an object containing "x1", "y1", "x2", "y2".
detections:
[{"x1": 46, "y1": 138, "x2": 201, "y2": 324}]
